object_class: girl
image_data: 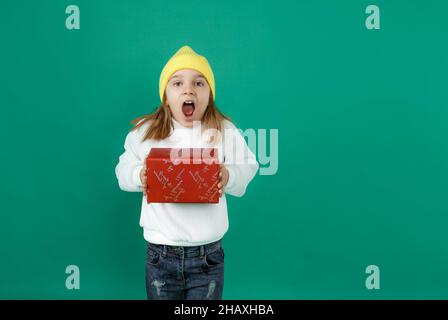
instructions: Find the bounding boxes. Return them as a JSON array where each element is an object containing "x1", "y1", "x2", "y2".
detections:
[{"x1": 115, "y1": 45, "x2": 259, "y2": 300}]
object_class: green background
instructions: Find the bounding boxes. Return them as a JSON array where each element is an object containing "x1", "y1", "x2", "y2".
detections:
[{"x1": 1, "y1": 0, "x2": 447, "y2": 299}]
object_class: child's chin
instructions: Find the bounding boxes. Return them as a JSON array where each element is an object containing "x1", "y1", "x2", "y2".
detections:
[
  {"x1": 178, "y1": 117, "x2": 194, "y2": 127},
  {"x1": 183, "y1": 114, "x2": 195, "y2": 121}
]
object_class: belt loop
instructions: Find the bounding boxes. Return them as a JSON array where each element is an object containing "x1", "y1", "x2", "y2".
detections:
[
  {"x1": 162, "y1": 245, "x2": 167, "y2": 257},
  {"x1": 200, "y1": 245, "x2": 204, "y2": 257}
]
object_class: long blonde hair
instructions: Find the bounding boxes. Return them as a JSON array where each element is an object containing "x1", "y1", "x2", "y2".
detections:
[{"x1": 129, "y1": 93, "x2": 231, "y2": 143}]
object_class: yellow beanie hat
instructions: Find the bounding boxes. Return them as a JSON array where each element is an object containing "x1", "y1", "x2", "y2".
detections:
[{"x1": 159, "y1": 45, "x2": 215, "y2": 102}]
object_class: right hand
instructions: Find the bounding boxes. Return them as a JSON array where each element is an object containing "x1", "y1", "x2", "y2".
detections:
[{"x1": 140, "y1": 163, "x2": 148, "y2": 196}]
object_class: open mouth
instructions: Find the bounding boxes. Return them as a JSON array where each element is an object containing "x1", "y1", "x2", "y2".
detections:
[{"x1": 182, "y1": 100, "x2": 195, "y2": 117}]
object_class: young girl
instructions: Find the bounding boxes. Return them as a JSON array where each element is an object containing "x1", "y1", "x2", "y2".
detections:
[{"x1": 115, "y1": 45, "x2": 258, "y2": 300}]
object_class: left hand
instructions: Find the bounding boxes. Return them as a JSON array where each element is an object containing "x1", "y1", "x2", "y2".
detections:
[{"x1": 218, "y1": 164, "x2": 229, "y2": 197}]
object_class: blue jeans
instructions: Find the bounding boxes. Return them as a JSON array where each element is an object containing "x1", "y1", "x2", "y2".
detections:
[{"x1": 145, "y1": 239, "x2": 225, "y2": 300}]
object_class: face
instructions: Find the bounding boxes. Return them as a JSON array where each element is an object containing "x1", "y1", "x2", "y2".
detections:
[{"x1": 165, "y1": 69, "x2": 211, "y2": 128}]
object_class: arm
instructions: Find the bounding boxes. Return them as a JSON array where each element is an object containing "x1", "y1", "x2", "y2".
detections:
[
  {"x1": 222, "y1": 121, "x2": 259, "y2": 197},
  {"x1": 115, "y1": 129, "x2": 144, "y2": 192}
]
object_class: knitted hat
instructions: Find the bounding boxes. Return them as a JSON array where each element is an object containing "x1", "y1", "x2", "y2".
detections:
[{"x1": 159, "y1": 45, "x2": 215, "y2": 102}]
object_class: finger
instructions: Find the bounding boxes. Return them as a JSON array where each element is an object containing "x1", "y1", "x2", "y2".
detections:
[
  {"x1": 219, "y1": 189, "x2": 223, "y2": 197},
  {"x1": 218, "y1": 183, "x2": 222, "y2": 188}
]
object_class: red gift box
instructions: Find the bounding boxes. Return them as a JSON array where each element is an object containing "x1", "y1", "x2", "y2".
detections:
[{"x1": 145, "y1": 148, "x2": 220, "y2": 204}]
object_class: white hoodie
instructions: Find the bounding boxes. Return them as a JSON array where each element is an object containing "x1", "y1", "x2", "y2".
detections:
[{"x1": 115, "y1": 118, "x2": 259, "y2": 246}]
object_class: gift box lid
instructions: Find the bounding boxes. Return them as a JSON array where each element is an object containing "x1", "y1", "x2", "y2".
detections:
[{"x1": 147, "y1": 148, "x2": 218, "y2": 164}]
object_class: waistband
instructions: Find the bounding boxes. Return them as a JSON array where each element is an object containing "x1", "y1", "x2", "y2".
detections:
[{"x1": 147, "y1": 239, "x2": 222, "y2": 258}]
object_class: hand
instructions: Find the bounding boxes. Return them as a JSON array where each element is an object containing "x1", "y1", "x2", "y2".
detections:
[
  {"x1": 140, "y1": 163, "x2": 148, "y2": 197},
  {"x1": 217, "y1": 164, "x2": 229, "y2": 198}
]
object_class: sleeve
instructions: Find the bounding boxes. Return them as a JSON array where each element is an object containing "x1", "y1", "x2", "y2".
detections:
[
  {"x1": 222, "y1": 121, "x2": 259, "y2": 197},
  {"x1": 115, "y1": 129, "x2": 144, "y2": 192}
]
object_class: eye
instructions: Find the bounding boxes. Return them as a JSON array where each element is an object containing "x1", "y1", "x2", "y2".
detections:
[
  {"x1": 172, "y1": 81, "x2": 182, "y2": 87},
  {"x1": 195, "y1": 81, "x2": 204, "y2": 87}
]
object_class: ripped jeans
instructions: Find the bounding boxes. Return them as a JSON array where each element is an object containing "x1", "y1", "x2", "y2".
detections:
[{"x1": 145, "y1": 239, "x2": 224, "y2": 300}]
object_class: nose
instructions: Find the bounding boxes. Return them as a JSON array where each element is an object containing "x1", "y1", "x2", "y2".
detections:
[{"x1": 183, "y1": 83, "x2": 195, "y2": 96}]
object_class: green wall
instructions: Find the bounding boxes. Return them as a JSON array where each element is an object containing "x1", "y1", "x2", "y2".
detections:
[{"x1": 1, "y1": 0, "x2": 447, "y2": 299}]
